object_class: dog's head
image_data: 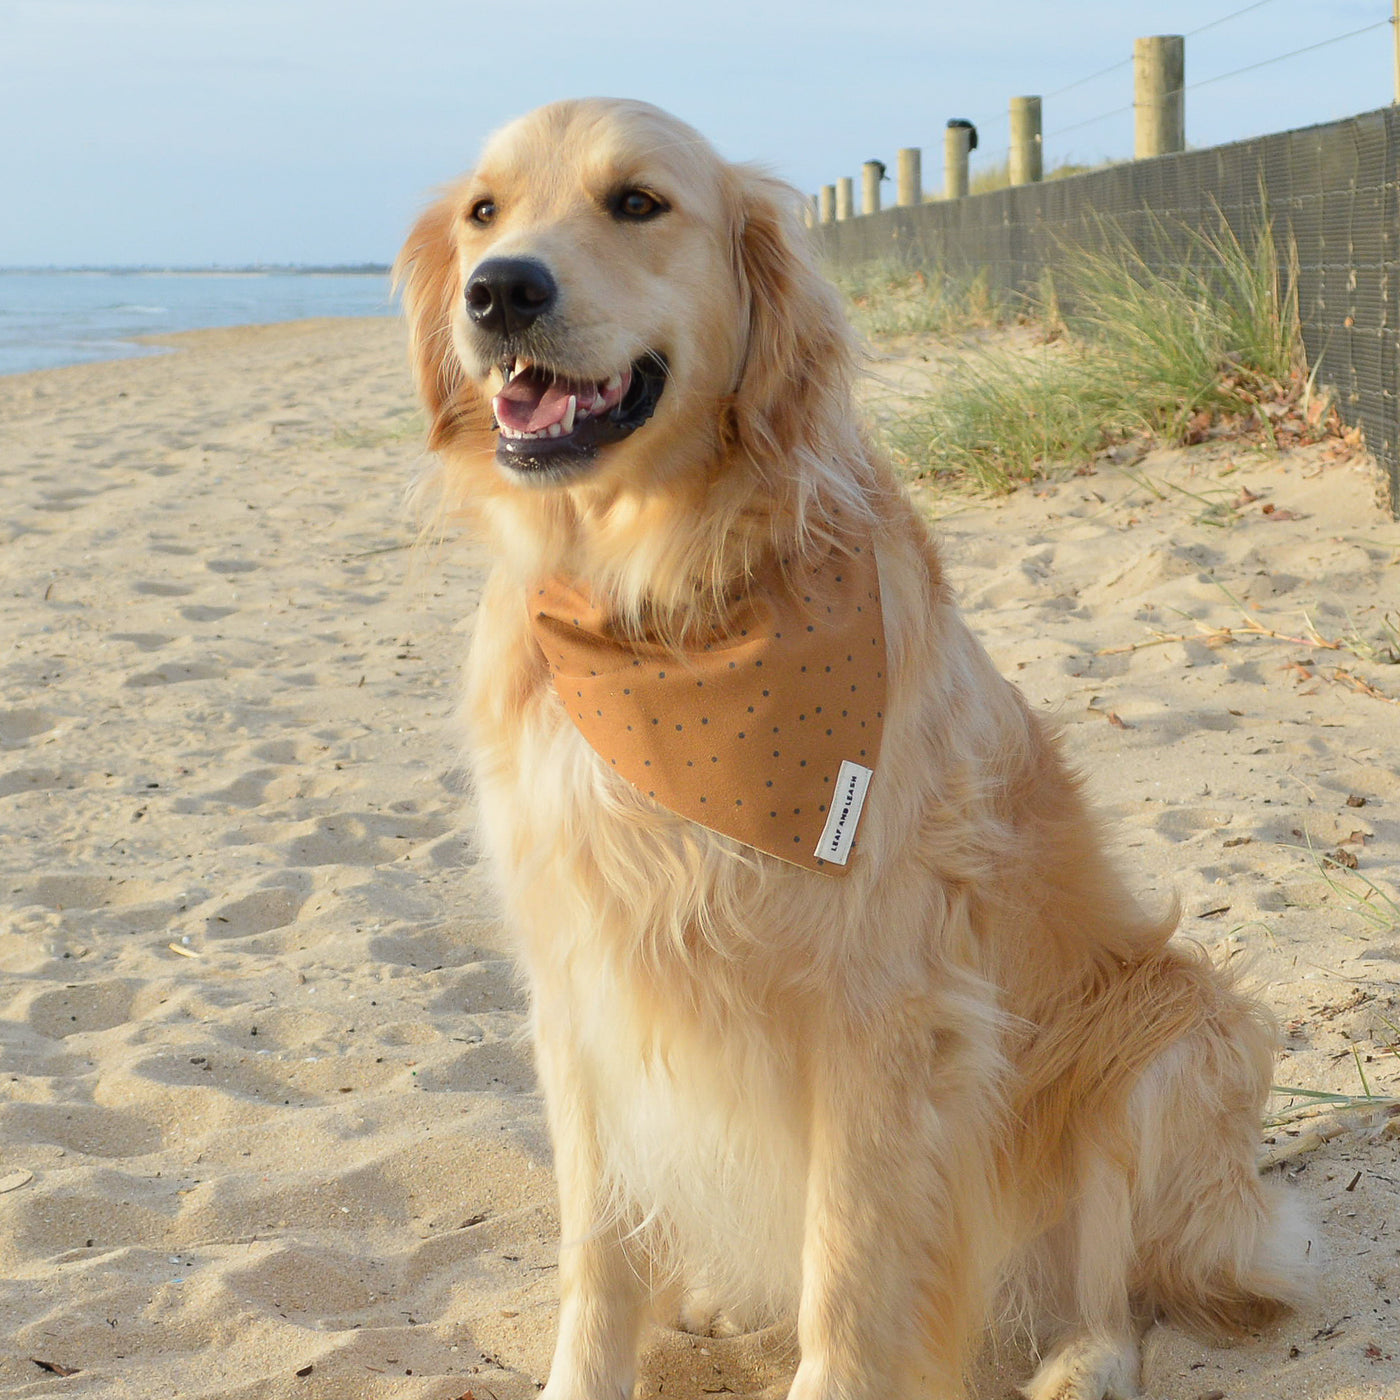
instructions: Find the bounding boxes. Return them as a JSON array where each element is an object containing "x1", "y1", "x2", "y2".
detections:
[{"x1": 396, "y1": 99, "x2": 863, "y2": 588}]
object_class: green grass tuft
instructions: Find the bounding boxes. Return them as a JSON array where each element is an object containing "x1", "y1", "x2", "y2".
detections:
[
  {"x1": 830, "y1": 260, "x2": 1006, "y2": 340},
  {"x1": 970, "y1": 157, "x2": 1118, "y2": 197},
  {"x1": 880, "y1": 344, "x2": 1128, "y2": 492},
  {"x1": 848, "y1": 218, "x2": 1315, "y2": 492}
]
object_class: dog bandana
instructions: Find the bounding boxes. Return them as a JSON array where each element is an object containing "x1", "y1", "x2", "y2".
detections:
[{"x1": 531, "y1": 539, "x2": 886, "y2": 875}]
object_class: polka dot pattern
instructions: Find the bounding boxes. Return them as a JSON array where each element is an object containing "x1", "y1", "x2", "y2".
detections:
[{"x1": 531, "y1": 536, "x2": 887, "y2": 876}]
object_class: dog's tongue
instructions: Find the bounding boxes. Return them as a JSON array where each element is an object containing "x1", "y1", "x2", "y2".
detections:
[{"x1": 494, "y1": 371, "x2": 577, "y2": 434}]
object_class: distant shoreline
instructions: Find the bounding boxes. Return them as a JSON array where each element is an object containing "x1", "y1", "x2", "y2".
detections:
[
  {"x1": 0, "y1": 264, "x2": 391, "y2": 276},
  {"x1": 0, "y1": 267, "x2": 397, "y2": 375}
]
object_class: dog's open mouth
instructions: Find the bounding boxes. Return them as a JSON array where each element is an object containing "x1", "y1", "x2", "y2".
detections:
[{"x1": 490, "y1": 352, "x2": 667, "y2": 475}]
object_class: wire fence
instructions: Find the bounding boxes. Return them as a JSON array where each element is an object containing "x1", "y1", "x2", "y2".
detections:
[
  {"x1": 817, "y1": 104, "x2": 1400, "y2": 514},
  {"x1": 963, "y1": 4, "x2": 1390, "y2": 178}
]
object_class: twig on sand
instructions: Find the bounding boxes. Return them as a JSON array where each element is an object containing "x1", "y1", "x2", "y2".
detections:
[
  {"x1": 1097, "y1": 616, "x2": 1341, "y2": 657},
  {"x1": 1098, "y1": 595, "x2": 1398, "y2": 704},
  {"x1": 1332, "y1": 668, "x2": 1396, "y2": 703},
  {"x1": 345, "y1": 541, "x2": 414, "y2": 558},
  {"x1": 1262, "y1": 1093, "x2": 1400, "y2": 1167}
]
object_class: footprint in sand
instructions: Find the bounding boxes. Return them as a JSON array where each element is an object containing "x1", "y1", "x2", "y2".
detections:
[
  {"x1": 179, "y1": 604, "x2": 238, "y2": 623},
  {"x1": 1152, "y1": 807, "x2": 1236, "y2": 841},
  {"x1": 130, "y1": 580, "x2": 195, "y2": 598},
  {"x1": 14, "y1": 977, "x2": 144, "y2": 1039},
  {"x1": 2, "y1": 1176, "x2": 171, "y2": 1264},
  {"x1": 0, "y1": 1100, "x2": 161, "y2": 1159},
  {"x1": 256, "y1": 811, "x2": 453, "y2": 867},
  {"x1": 114, "y1": 1047, "x2": 305, "y2": 1114},
  {"x1": 215, "y1": 1004, "x2": 341, "y2": 1051},
  {"x1": 199, "y1": 767, "x2": 310, "y2": 810},
  {"x1": 218, "y1": 1244, "x2": 378, "y2": 1318},
  {"x1": 33, "y1": 486, "x2": 100, "y2": 512},
  {"x1": 0, "y1": 708, "x2": 56, "y2": 747},
  {"x1": 102, "y1": 895, "x2": 207, "y2": 936},
  {"x1": 248, "y1": 736, "x2": 327, "y2": 765},
  {"x1": 411, "y1": 1039, "x2": 535, "y2": 1094},
  {"x1": 124, "y1": 660, "x2": 226, "y2": 687},
  {"x1": 18, "y1": 872, "x2": 163, "y2": 912},
  {"x1": 404, "y1": 828, "x2": 478, "y2": 869},
  {"x1": 201, "y1": 877, "x2": 311, "y2": 940},
  {"x1": 0, "y1": 766, "x2": 77, "y2": 798},
  {"x1": 377, "y1": 1020, "x2": 442, "y2": 1048},
  {"x1": 108, "y1": 632, "x2": 174, "y2": 652},
  {"x1": 367, "y1": 930, "x2": 502, "y2": 975}
]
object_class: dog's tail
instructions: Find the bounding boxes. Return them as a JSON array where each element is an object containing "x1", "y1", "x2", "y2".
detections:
[
  {"x1": 1144, "y1": 1176, "x2": 1317, "y2": 1338},
  {"x1": 1126, "y1": 959, "x2": 1318, "y2": 1337}
]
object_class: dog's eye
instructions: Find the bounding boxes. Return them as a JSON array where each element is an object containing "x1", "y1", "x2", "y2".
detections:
[
  {"x1": 613, "y1": 189, "x2": 666, "y2": 222},
  {"x1": 468, "y1": 198, "x2": 497, "y2": 226}
]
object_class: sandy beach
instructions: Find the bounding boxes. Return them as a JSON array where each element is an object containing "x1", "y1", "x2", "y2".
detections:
[{"x1": 1, "y1": 316, "x2": 1398, "y2": 1399}]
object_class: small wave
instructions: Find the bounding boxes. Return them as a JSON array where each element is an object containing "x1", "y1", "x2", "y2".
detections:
[{"x1": 1, "y1": 270, "x2": 392, "y2": 374}]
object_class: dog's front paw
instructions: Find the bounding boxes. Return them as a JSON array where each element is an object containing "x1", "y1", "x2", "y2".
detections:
[
  {"x1": 675, "y1": 1289, "x2": 750, "y2": 1339},
  {"x1": 1021, "y1": 1335, "x2": 1139, "y2": 1400},
  {"x1": 540, "y1": 1378, "x2": 633, "y2": 1400}
]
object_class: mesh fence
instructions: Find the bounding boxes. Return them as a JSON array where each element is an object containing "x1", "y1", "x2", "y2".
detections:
[{"x1": 816, "y1": 105, "x2": 1400, "y2": 513}]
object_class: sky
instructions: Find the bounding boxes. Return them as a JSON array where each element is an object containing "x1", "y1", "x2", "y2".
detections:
[{"x1": 1, "y1": 0, "x2": 1392, "y2": 267}]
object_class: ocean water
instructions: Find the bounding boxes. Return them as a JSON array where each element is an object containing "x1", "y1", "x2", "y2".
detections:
[{"x1": 0, "y1": 270, "x2": 395, "y2": 376}]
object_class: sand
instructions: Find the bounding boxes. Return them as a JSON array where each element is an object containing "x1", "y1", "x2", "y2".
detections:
[{"x1": 0, "y1": 317, "x2": 1397, "y2": 1399}]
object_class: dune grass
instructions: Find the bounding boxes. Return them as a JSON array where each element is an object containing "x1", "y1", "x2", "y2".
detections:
[
  {"x1": 969, "y1": 157, "x2": 1112, "y2": 196},
  {"x1": 831, "y1": 261, "x2": 1007, "y2": 340},
  {"x1": 1312, "y1": 843, "x2": 1400, "y2": 939},
  {"x1": 850, "y1": 219, "x2": 1319, "y2": 493}
]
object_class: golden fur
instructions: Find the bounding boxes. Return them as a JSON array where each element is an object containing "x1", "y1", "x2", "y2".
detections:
[{"x1": 395, "y1": 98, "x2": 1313, "y2": 1400}]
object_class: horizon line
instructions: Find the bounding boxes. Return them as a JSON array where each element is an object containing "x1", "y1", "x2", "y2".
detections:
[{"x1": 1, "y1": 263, "x2": 393, "y2": 275}]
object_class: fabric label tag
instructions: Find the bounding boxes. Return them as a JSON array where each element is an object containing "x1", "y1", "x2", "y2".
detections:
[{"x1": 814, "y1": 760, "x2": 874, "y2": 866}]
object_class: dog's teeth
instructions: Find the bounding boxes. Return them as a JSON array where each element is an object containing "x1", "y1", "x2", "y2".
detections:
[
  {"x1": 562, "y1": 395, "x2": 576, "y2": 435},
  {"x1": 546, "y1": 423, "x2": 562, "y2": 438},
  {"x1": 604, "y1": 372, "x2": 622, "y2": 394}
]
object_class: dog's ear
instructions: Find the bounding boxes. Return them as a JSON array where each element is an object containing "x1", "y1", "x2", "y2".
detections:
[
  {"x1": 393, "y1": 195, "x2": 486, "y2": 451},
  {"x1": 727, "y1": 168, "x2": 854, "y2": 463}
]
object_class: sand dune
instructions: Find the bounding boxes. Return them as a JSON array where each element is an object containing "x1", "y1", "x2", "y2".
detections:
[{"x1": 0, "y1": 318, "x2": 1396, "y2": 1398}]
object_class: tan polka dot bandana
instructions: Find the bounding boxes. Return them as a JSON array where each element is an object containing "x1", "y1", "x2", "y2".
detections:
[{"x1": 530, "y1": 540, "x2": 886, "y2": 876}]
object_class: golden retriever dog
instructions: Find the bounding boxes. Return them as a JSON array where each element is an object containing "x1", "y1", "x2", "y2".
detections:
[{"x1": 394, "y1": 98, "x2": 1313, "y2": 1400}]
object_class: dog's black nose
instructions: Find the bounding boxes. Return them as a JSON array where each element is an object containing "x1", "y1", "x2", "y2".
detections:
[{"x1": 465, "y1": 257, "x2": 557, "y2": 336}]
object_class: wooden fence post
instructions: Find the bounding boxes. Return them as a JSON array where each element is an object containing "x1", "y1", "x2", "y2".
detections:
[
  {"x1": 896, "y1": 148, "x2": 921, "y2": 206},
  {"x1": 1134, "y1": 35, "x2": 1185, "y2": 158},
  {"x1": 1009, "y1": 97, "x2": 1043, "y2": 185},
  {"x1": 862, "y1": 161, "x2": 883, "y2": 215},
  {"x1": 819, "y1": 185, "x2": 836, "y2": 224},
  {"x1": 835, "y1": 177, "x2": 854, "y2": 221},
  {"x1": 944, "y1": 123, "x2": 971, "y2": 199},
  {"x1": 1394, "y1": 0, "x2": 1399, "y2": 104}
]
